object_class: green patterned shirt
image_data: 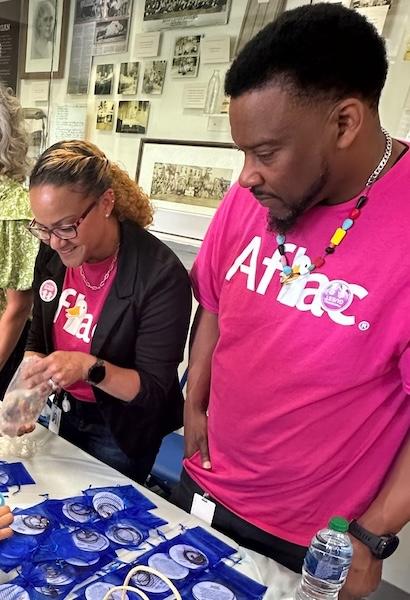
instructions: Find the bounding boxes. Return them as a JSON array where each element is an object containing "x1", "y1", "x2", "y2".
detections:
[{"x1": 0, "y1": 175, "x2": 39, "y2": 315}]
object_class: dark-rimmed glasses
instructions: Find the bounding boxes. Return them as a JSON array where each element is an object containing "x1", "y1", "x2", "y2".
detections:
[{"x1": 27, "y1": 201, "x2": 98, "y2": 241}]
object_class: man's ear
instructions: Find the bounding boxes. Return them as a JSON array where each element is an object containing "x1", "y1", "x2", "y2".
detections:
[{"x1": 332, "y1": 98, "x2": 365, "y2": 150}]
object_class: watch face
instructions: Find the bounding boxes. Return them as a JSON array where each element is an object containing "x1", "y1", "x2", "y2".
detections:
[
  {"x1": 88, "y1": 361, "x2": 105, "y2": 385},
  {"x1": 379, "y1": 536, "x2": 399, "y2": 559}
]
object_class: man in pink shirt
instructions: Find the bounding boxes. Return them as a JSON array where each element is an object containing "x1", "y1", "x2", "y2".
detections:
[{"x1": 172, "y1": 4, "x2": 410, "y2": 599}]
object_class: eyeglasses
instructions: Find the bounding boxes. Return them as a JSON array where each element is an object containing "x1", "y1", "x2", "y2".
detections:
[{"x1": 27, "y1": 201, "x2": 97, "y2": 241}]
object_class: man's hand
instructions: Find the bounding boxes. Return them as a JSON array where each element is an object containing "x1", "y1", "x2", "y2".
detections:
[
  {"x1": 25, "y1": 351, "x2": 94, "y2": 390},
  {"x1": 339, "y1": 538, "x2": 382, "y2": 600},
  {"x1": 0, "y1": 506, "x2": 13, "y2": 541},
  {"x1": 184, "y1": 402, "x2": 211, "y2": 469}
]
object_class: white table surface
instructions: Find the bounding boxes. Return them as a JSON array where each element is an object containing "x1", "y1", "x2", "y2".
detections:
[{"x1": 0, "y1": 426, "x2": 299, "y2": 599}]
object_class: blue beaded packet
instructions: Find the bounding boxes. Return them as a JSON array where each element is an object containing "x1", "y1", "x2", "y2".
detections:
[
  {"x1": 180, "y1": 561, "x2": 267, "y2": 599},
  {"x1": 0, "y1": 461, "x2": 35, "y2": 492},
  {"x1": 82, "y1": 484, "x2": 156, "y2": 518}
]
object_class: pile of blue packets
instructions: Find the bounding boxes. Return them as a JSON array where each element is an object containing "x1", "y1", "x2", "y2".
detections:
[{"x1": 0, "y1": 484, "x2": 167, "y2": 599}]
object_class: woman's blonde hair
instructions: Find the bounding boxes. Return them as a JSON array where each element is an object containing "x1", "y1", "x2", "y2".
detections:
[
  {"x1": 29, "y1": 140, "x2": 153, "y2": 228},
  {"x1": 0, "y1": 85, "x2": 29, "y2": 182}
]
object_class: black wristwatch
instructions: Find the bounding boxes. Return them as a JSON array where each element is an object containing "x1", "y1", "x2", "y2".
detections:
[
  {"x1": 86, "y1": 358, "x2": 106, "y2": 385},
  {"x1": 349, "y1": 520, "x2": 399, "y2": 559}
]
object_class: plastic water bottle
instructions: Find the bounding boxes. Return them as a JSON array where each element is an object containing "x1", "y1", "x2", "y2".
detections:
[
  {"x1": 295, "y1": 516, "x2": 353, "y2": 599},
  {"x1": 204, "y1": 70, "x2": 221, "y2": 114}
]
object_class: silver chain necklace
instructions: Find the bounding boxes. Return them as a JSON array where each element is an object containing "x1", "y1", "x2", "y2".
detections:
[
  {"x1": 80, "y1": 247, "x2": 119, "y2": 291},
  {"x1": 366, "y1": 127, "x2": 393, "y2": 186}
]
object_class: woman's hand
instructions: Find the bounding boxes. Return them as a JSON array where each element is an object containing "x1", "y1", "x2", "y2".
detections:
[
  {"x1": 0, "y1": 506, "x2": 13, "y2": 541},
  {"x1": 25, "y1": 351, "x2": 94, "y2": 390}
]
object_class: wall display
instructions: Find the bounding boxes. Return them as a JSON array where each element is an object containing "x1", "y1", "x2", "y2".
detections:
[
  {"x1": 20, "y1": 0, "x2": 69, "y2": 79},
  {"x1": 116, "y1": 100, "x2": 150, "y2": 134},
  {"x1": 118, "y1": 62, "x2": 139, "y2": 94},
  {"x1": 171, "y1": 35, "x2": 201, "y2": 79},
  {"x1": 135, "y1": 32, "x2": 161, "y2": 57},
  {"x1": 142, "y1": 60, "x2": 167, "y2": 95},
  {"x1": 235, "y1": 0, "x2": 285, "y2": 56},
  {"x1": 49, "y1": 104, "x2": 87, "y2": 146},
  {"x1": 0, "y1": 1, "x2": 21, "y2": 91},
  {"x1": 96, "y1": 100, "x2": 115, "y2": 130},
  {"x1": 67, "y1": 22, "x2": 95, "y2": 94},
  {"x1": 136, "y1": 139, "x2": 243, "y2": 212},
  {"x1": 201, "y1": 34, "x2": 230, "y2": 64},
  {"x1": 74, "y1": 0, "x2": 134, "y2": 56},
  {"x1": 143, "y1": 0, "x2": 231, "y2": 31},
  {"x1": 95, "y1": 64, "x2": 114, "y2": 95}
]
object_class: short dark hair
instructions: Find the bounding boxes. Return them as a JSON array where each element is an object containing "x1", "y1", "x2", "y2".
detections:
[{"x1": 225, "y1": 3, "x2": 388, "y2": 107}]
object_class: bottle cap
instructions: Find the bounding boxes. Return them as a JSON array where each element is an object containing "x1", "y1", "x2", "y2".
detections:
[{"x1": 328, "y1": 516, "x2": 349, "y2": 533}]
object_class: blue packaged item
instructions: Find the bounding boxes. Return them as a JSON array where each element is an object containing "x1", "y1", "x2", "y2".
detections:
[
  {"x1": 180, "y1": 562, "x2": 267, "y2": 599},
  {"x1": 94, "y1": 506, "x2": 167, "y2": 550},
  {"x1": 0, "y1": 501, "x2": 56, "y2": 571},
  {"x1": 32, "y1": 525, "x2": 115, "y2": 565},
  {"x1": 46, "y1": 496, "x2": 99, "y2": 526},
  {"x1": 0, "y1": 461, "x2": 35, "y2": 491},
  {"x1": 16, "y1": 554, "x2": 120, "y2": 600},
  {"x1": 82, "y1": 485, "x2": 156, "y2": 518}
]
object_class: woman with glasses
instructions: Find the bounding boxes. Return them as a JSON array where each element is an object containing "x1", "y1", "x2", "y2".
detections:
[
  {"x1": 24, "y1": 140, "x2": 191, "y2": 483},
  {"x1": 0, "y1": 86, "x2": 39, "y2": 400}
]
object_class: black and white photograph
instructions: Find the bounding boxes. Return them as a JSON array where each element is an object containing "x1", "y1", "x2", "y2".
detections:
[
  {"x1": 351, "y1": 0, "x2": 391, "y2": 6},
  {"x1": 174, "y1": 34, "x2": 201, "y2": 57},
  {"x1": 21, "y1": 0, "x2": 69, "y2": 79},
  {"x1": 142, "y1": 60, "x2": 167, "y2": 95},
  {"x1": 96, "y1": 100, "x2": 115, "y2": 130},
  {"x1": 30, "y1": 0, "x2": 55, "y2": 60},
  {"x1": 95, "y1": 18, "x2": 128, "y2": 44},
  {"x1": 171, "y1": 56, "x2": 199, "y2": 78},
  {"x1": 75, "y1": 0, "x2": 131, "y2": 23},
  {"x1": 142, "y1": 0, "x2": 231, "y2": 30},
  {"x1": 116, "y1": 100, "x2": 150, "y2": 134},
  {"x1": 95, "y1": 63, "x2": 114, "y2": 94},
  {"x1": 150, "y1": 162, "x2": 232, "y2": 209},
  {"x1": 118, "y1": 62, "x2": 139, "y2": 94}
]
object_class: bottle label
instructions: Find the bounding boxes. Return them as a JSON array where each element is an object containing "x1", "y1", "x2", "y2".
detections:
[{"x1": 304, "y1": 549, "x2": 349, "y2": 583}]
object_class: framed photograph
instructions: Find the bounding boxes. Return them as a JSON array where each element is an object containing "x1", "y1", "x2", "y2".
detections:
[
  {"x1": 171, "y1": 56, "x2": 199, "y2": 78},
  {"x1": 118, "y1": 61, "x2": 139, "y2": 94},
  {"x1": 116, "y1": 100, "x2": 150, "y2": 134},
  {"x1": 142, "y1": 60, "x2": 167, "y2": 95},
  {"x1": 136, "y1": 138, "x2": 244, "y2": 239},
  {"x1": 95, "y1": 63, "x2": 114, "y2": 95},
  {"x1": 96, "y1": 100, "x2": 115, "y2": 130},
  {"x1": 143, "y1": 0, "x2": 232, "y2": 31},
  {"x1": 20, "y1": 0, "x2": 70, "y2": 79}
]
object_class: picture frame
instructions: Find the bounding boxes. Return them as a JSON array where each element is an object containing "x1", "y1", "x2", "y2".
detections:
[
  {"x1": 142, "y1": 0, "x2": 232, "y2": 31},
  {"x1": 20, "y1": 0, "x2": 69, "y2": 79},
  {"x1": 136, "y1": 138, "x2": 243, "y2": 240}
]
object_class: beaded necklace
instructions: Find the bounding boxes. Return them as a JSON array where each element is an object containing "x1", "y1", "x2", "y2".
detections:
[{"x1": 277, "y1": 128, "x2": 392, "y2": 285}]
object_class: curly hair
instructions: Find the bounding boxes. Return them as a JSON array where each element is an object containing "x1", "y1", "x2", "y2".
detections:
[
  {"x1": 0, "y1": 85, "x2": 29, "y2": 182},
  {"x1": 29, "y1": 139, "x2": 153, "y2": 228},
  {"x1": 225, "y1": 3, "x2": 388, "y2": 108}
]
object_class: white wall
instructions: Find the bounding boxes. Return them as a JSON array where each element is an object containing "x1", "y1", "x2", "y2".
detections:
[{"x1": 20, "y1": 1, "x2": 410, "y2": 592}]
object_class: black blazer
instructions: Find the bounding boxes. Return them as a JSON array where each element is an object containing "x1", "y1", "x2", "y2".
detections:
[{"x1": 27, "y1": 220, "x2": 192, "y2": 458}]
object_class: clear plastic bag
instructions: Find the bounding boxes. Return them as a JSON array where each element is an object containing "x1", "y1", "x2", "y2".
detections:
[{"x1": 0, "y1": 357, "x2": 50, "y2": 437}]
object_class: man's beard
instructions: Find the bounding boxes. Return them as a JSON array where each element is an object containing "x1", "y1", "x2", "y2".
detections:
[{"x1": 267, "y1": 165, "x2": 330, "y2": 235}]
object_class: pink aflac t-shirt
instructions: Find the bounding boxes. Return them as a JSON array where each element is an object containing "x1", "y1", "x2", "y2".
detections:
[
  {"x1": 185, "y1": 148, "x2": 410, "y2": 547},
  {"x1": 52, "y1": 256, "x2": 117, "y2": 401}
]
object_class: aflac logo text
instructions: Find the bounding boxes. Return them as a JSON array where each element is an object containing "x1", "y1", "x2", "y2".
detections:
[{"x1": 225, "y1": 236, "x2": 368, "y2": 326}]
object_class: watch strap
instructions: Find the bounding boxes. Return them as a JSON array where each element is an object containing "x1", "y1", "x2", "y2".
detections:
[{"x1": 348, "y1": 520, "x2": 381, "y2": 554}]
